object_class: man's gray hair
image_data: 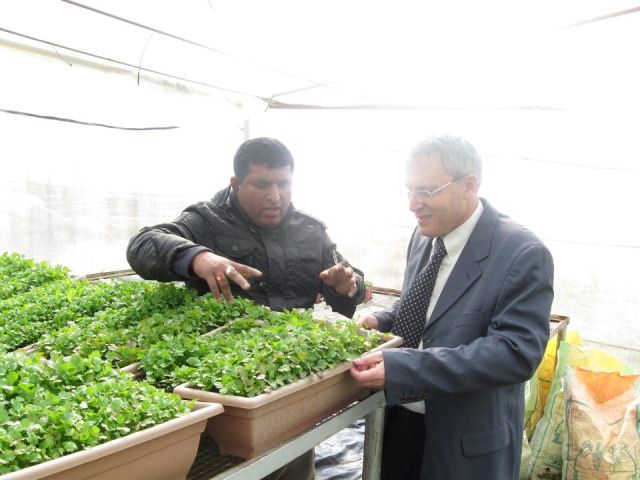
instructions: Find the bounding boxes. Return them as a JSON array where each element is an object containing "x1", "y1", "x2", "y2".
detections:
[{"x1": 410, "y1": 135, "x2": 482, "y2": 185}]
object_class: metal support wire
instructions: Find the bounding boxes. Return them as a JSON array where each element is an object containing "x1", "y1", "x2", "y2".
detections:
[
  {"x1": 0, "y1": 26, "x2": 259, "y2": 99},
  {"x1": 0, "y1": 107, "x2": 179, "y2": 131},
  {"x1": 562, "y1": 6, "x2": 640, "y2": 28},
  {"x1": 59, "y1": 0, "x2": 329, "y2": 91}
]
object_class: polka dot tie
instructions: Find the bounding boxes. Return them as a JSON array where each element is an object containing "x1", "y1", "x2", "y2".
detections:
[{"x1": 392, "y1": 237, "x2": 447, "y2": 348}]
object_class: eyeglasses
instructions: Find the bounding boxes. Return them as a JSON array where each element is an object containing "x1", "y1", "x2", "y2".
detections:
[{"x1": 406, "y1": 175, "x2": 464, "y2": 201}]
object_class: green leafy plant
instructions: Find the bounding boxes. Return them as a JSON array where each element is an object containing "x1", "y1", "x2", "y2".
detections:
[
  {"x1": 0, "y1": 351, "x2": 192, "y2": 474},
  {"x1": 36, "y1": 292, "x2": 253, "y2": 367},
  {"x1": 142, "y1": 307, "x2": 385, "y2": 397},
  {"x1": 0, "y1": 252, "x2": 69, "y2": 301},
  {"x1": 0, "y1": 279, "x2": 112, "y2": 351},
  {"x1": 0, "y1": 278, "x2": 200, "y2": 353}
]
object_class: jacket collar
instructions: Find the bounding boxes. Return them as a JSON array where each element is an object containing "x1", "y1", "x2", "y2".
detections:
[{"x1": 212, "y1": 185, "x2": 295, "y2": 232}]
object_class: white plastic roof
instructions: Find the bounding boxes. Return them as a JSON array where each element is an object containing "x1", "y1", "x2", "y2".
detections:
[
  {"x1": 2, "y1": 0, "x2": 640, "y2": 112},
  {"x1": 1, "y1": 1, "x2": 639, "y2": 351}
]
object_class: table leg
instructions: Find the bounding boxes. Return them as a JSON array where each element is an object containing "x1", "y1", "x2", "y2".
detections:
[{"x1": 362, "y1": 404, "x2": 385, "y2": 480}]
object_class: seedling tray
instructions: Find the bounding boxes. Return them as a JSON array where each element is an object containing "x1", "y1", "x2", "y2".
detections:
[
  {"x1": 174, "y1": 334, "x2": 402, "y2": 458},
  {"x1": 0, "y1": 403, "x2": 224, "y2": 480}
]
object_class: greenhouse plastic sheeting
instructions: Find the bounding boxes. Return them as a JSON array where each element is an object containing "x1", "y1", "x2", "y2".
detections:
[{"x1": 315, "y1": 421, "x2": 366, "y2": 480}]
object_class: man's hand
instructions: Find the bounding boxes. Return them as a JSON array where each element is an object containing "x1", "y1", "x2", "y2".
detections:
[
  {"x1": 319, "y1": 263, "x2": 358, "y2": 297},
  {"x1": 192, "y1": 251, "x2": 262, "y2": 303},
  {"x1": 350, "y1": 351, "x2": 385, "y2": 389},
  {"x1": 356, "y1": 313, "x2": 379, "y2": 330}
]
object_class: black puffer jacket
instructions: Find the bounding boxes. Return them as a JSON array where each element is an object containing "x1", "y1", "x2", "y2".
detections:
[{"x1": 126, "y1": 186, "x2": 364, "y2": 317}]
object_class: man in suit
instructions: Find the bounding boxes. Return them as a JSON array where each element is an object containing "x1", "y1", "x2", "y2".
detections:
[{"x1": 351, "y1": 135, "x2": 554, "y2": 479}]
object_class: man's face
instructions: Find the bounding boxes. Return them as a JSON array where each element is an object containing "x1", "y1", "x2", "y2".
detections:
[
  {"x1": 406, "y1": 155, "x2": 471, "y2": 238},
  {"x1": 231, "y1": 163, "x2": 293, "y2": 229}
]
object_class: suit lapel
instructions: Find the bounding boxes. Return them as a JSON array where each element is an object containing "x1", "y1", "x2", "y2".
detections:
[{"x1": 426, "y1": 200, "x2": 498, "y2": 330}]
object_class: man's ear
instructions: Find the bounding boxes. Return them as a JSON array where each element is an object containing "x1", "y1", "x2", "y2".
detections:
[
  {"x1": 230, "y1": 176, "x2": 239, "y2": 192},
  {"x1": 463, "y1": 174, "x2": 479, "y2": 196}
]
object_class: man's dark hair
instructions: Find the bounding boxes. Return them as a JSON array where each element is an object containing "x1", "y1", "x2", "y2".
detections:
[{"x1": 233, "y1": 137, "x2": 295, "y2": 181}]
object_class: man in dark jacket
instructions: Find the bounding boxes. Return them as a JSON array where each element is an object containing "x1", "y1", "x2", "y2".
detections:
[
  {"x1": 127, "y1": 137, "x2": 365, "y2": 480},
  {"x1": 127, "y1": 137, "x2": 364, "y2": 315}
]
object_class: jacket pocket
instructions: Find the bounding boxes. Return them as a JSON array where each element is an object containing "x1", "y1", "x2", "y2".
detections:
[
  {"x1": 461, "y1": 423, "x2": 509, "y2": 458},
  {"x1": 215, "y1": 236, "x2": 256, "y2": 261},
  {"x1": 289, "y1": 244, "x2": 323, "y2": 295}
]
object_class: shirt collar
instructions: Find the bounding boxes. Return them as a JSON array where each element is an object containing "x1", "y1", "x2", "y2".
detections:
[{"x1": 440, "y1": 200, "x2": 484, "y2": 259}]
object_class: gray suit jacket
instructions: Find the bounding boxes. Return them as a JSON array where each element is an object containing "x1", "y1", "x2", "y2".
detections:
[{"x1": 376, "y1": 199, "x2": 554, "y2": 479}]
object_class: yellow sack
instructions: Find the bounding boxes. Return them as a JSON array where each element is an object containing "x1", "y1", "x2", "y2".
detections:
[
  {"x1": 537, "y1": 331, "x2": 582, "y2": 411},
  {"x1": 527, "y1": 342, "x2": 632, "y2": 480},
  {"x1": 524, "y1": 375, "x2": 540, "y2": 440},
  {"x1": 563, "y1": 366, "x2": 640, "y2": 479},
  {"x1": 526, "y1": 331, "x2": 582, "y2": 440}
]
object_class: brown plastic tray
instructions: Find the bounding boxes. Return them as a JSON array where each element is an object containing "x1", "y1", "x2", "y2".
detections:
[
  {"x1": 174, "y1": 333, "x2": 402, "y2": 458},
  {"x1": 0, "y1": 403, "x2": 224, "y2": 480}
]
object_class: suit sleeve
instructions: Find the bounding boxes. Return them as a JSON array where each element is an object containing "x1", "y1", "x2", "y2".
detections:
[
  {"x1": 384, "y1": 243, "x2": 554, "y2": 404},
  {"x1": 373, "y1": 301, "x2": 400, "y2": 333}
]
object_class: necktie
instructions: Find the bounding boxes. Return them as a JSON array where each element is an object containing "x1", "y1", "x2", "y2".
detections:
[{"x1": 392, "y1": 237, "x2": 447, "y2": 348}]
